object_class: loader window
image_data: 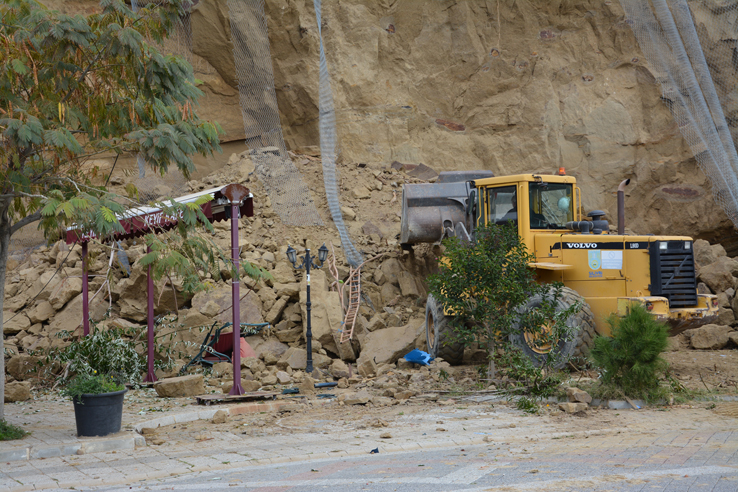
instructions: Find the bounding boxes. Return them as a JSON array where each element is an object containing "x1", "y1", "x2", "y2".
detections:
[
  {"x1": 529, "y1": 182, "x2": 573, "y2": 229},
  {"x1": 486, "y1": 186, "x2": 518, "y2": 226}
]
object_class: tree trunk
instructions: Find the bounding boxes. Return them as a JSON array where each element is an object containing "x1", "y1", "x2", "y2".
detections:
[{"x1": 0, "y1": 202, "x2": 11, "y2": 421}]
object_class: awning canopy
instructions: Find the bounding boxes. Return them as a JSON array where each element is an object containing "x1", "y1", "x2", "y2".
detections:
[{"x1": 65, "y1": 186, "x2": 254, "y2": 244}]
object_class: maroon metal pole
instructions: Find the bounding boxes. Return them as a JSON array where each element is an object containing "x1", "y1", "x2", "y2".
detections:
[
  {"x1": 144, "y1": 245, "x2": 157, "y2": 382},
  {"x1": 229, "y1": 202, "x2": 244, "y2": 395},
  {"x1": 82, "y1": 242, "x2": 89, "y2": 336}
]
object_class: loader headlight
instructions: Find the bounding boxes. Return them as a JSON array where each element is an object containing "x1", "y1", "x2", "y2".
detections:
[
  {"x1": 685, "y1": 241, "x2": 691, "y2": 250},
  {"x1": 659, "y1": 242, "x2": 668, "y2": 251}
]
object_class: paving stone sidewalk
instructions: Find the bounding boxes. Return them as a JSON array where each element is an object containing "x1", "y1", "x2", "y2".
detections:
[
  {"x1": 1, "y1": 390, "x2": 289, "y2": 462},
  {"x1": 2, "y1": 392, "x2": 737, "y2": 491}
]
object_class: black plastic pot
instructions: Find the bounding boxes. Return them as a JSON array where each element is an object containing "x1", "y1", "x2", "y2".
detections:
[{"x1": 72, "y1": 389, "x2": 127, "y2": 437}]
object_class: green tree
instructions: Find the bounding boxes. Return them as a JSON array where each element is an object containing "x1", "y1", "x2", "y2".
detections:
[
  {"x1": 0, "y1": 0, "x2": 222, "y2": 419},
  {"x1": 590, "y1": 303, "x2": 670, "y2": 398},
  {"x1": 427, "y1": 223, "x2": 582, "y2": 393}
]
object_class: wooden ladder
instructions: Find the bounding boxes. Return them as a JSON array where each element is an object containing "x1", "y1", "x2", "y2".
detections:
[{"x1": 340, "y1": 266, "x2": 362, "y2": 343}]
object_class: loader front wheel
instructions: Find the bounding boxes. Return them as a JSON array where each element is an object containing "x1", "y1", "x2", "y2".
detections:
[
  {"x1": 509, "y1": 287, "x2": 596, "y2": 369},
  {"x1": 425, "y1": 294, "x2": 464, "y2": 365}
]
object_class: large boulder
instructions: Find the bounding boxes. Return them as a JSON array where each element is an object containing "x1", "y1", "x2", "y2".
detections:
[
  {"x1": 356, "y1": 320, "x2": 423, "y2": 367},
  {"x1": 46, "y1": 291, "x2": 108, "y2": 335},
  {"x1": 687, "y1": 324, "x2": 732, "y2": 350},
  {"x1": 153, "y1": 374, "x2": 205, "y2": 397},
  {"x1": 718, "y1": 307, "x2": 735, "y2": 326},
  {"x1": 693, "y1": 239, "x2": 723, "y2": 267},
  {"x1": 279, "y1": 347, "x2": 307, "y2": 370},
  {"x1": 113, "y1": 262, "x2": 190, "y2": 316},
  {"x1": 26, "y1": 270, "x2": 62, "y2": 302},
  {"x1": 49, "y1": 277, "x2": 82, "y2": 310},
  {"x1": 380, "y1": 258, "x2": 403, "y2": 286},
  {"x1": 3, "y1": 312, "x2": 30, "y2": 335},
  {"x1": 27, "y1": 301, "x2": 55, "y2": 324},
  {"x1": 714, "y1": 256, "x2": 738, "y2": 277},
  {"x1": 298, "y1": 270, "x2": 342, "y2": 355},
  {"x1": 330, "y1": 359, "x2": 351, "y2": 379},
  {"x1": 4, "y1": 381, "x2": 32, "y2": 402},
  {"x1": 265, "y1": 296, "x2": 289, "y2": 325},
  {"x1": 269, "y1": 261, "x2": 297, "y2": 285},
  {"x1": 247, "y1": 337, "x2": 289, "y2": 358},
  {"x1": 397, "y1": 271, "x2": 421, "y2": 297},
  {"x1": 6, "y1": 354, "x2": 40, "y2": 381},
  {"x1": 191, "y1": 284, "x2": 264, "y2": 325},
  {"x1": 698, "y1": 261, "x2": 736, "y2": 294}
]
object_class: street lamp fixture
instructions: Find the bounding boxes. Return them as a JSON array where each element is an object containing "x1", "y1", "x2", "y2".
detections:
[{"x1": 286, "y1": 243, "x2": 328, "y2": 374}]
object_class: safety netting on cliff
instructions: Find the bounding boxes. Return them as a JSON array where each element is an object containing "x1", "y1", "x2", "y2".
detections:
[
  {"x1": 225, "y1": 0, "x2": 324, "y2": 228},
  {"x1": 127, "y1": 0, "x2": 190, "y2": 203},
  {"x1": 621, "y1": 0, "x2": 738, "y2": 227},
  {"x1": 313, "y1": 0, "x2": 363, "y2": 267}
]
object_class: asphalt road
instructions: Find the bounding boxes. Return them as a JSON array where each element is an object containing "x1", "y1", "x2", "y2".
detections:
[{"x1": 90, "y1": 433, "x2": 738, "y2": 492}]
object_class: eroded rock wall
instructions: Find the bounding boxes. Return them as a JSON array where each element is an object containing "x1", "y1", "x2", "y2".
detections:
[
  {"x1": 38, "y1": 0, "x2": 737, "y2": 245},
  {"x1": 185, "y1": 0, "x2": 734, "y2": 244}
]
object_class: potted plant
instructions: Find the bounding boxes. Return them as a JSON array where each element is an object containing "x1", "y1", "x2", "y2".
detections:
[{"x1": 61, "y1": 372, "x2": 127, "y2": 437}]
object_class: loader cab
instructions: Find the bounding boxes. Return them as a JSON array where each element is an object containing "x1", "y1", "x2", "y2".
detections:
[{"x1": 470, "y1": 174, "x2": 578, "y2": 251}]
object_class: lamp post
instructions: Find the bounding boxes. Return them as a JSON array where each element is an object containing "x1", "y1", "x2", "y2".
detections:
[
  {"x1": 221, "y1": 183, "x2": 252, "y2": 396},
  {"x1": 286, "y1": 243, "x2": 328, "y2": 374}
]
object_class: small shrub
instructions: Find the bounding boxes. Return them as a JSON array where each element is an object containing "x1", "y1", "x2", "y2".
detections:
[
  {"x1": 52, "y1": 326, "x2": 145, "y2": 384},
  {"x1": 516, "y1": 396, "x2": 540, "y2": 414},
  {"x1": 60, "y1": 372, "x2": 125, "y2": 401},
  {"x1": 0, "y1": 420, "x2": 29, "y2": 440},
  {"x1": 497, "y1": 349, "x2": 564, "y2": 399},
  {"x1": 590, "y1": 304, "x2": 669, "y2": 398}
]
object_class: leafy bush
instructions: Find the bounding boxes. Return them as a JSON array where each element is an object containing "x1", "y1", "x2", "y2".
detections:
[
  {"x1": 590, "y1": 303, "x2": 670, "y2": 398},
  {"x1": 60, "y1": 372, "x2": 125, "y2": 400},
  {"x1": 53, "y1": 325, "x2": 146, "y2": 385},
  {"x1": 428, "y1": 223, "x2": 578, "y2": 396},
  {"x1": 0, "y1": 419, "x2": 29, "y2": 440}
]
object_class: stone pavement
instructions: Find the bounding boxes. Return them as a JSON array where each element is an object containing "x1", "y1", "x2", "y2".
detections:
[
  {"x1": 1, "y1": 390, "x2": 737, "y2": 491},
  {"x1": 94, "y1": 435, "x2": 738, "y2": 491}
]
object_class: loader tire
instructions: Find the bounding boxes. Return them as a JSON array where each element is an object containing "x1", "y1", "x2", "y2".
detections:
[
  {"x1": 509, "y1": 287, "x2": 596, "y2": 369},
  {"x1": 425, "y1": 294, "x2": 464, "y2": 365}
]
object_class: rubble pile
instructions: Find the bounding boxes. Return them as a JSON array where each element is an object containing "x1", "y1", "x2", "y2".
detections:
[
  {"x1": 5, "y1": 151, "x2": 738, "y2": 402},
  {"x1": 685, "y1": 240, "x2": 738, "y2": 349},
  {"x1": 3, "y1": 152, "x2": 444, "y2": 400}
]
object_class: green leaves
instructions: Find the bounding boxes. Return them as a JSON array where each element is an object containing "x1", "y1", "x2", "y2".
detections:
[
  {"x1": 428, "y1": 223, "x2": 578, "y2": 396},
  {"x1": 53, "y1": 324, "x2": 146, "y2": 385},
  {"x1": 10, "y1": 59, "x2": 28, "y2": 75},
  {"x1": 591, "y1": 304, "x2": 670, "y2": 398},
  {"x1": 1, "y1": 0, "x2": 221, "y2": 238}
]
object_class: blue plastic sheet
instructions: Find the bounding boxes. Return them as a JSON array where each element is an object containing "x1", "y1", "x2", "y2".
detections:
[{"x1": 404, "y1": 349, "x2": 433, "y2": 366}]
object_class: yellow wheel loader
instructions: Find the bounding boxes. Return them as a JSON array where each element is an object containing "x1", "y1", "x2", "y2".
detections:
[{"x1": 401, "y1": 171, "x2": 719, "y2": 366}]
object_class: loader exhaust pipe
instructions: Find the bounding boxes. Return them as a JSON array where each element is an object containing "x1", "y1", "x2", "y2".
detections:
[{"x1": 617, "y1": 178, "x2": 630, "y2": 235}]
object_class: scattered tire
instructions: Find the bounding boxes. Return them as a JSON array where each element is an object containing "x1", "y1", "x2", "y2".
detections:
[
  {"x1": 425, "y1": 294, "x2": 464, "y2": 365},
  {"x1": 509, "y1": 287, "x2": 596, "y2": 369}
]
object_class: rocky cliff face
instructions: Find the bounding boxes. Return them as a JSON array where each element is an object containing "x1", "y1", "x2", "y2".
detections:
[
  {"x1": 184, "y1": 0, "x2": 733, "y2": 246},
  {"x1": 40, "y1": 0, "x2": 736, "y2": 245}
]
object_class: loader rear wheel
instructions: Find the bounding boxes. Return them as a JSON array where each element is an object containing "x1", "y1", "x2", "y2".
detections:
[
  {"x1": 509, "y1": 287, "x2": 596, "y2": 369},
  {"x1": 426, "y1": 294, "x2": 464, "y2": 365}
]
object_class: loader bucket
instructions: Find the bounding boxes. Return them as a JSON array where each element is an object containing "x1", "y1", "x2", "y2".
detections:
[{"x1": 400, "y1": 171, "x2": 494, "y2": 245}]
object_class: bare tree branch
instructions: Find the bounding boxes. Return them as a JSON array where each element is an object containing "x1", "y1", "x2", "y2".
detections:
[{"x1": 10, "y1": 210, "x2": 41, "y2": 235}]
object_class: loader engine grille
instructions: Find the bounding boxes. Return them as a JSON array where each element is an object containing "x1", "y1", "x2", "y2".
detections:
[{"x1": 649, "y1": 241, "x2": 698, "y2": 308}]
